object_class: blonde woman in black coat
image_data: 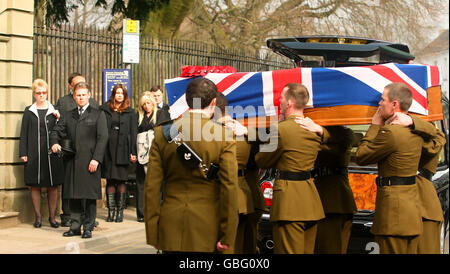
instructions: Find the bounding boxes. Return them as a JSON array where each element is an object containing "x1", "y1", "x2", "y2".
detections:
[
  {"x1": 19, "y1": 79, "x2": 64, "y2": 228},
  {"x1": 136, "y1": 92, "x2": 162, "y2": 222},
  {"x1": 100, "y1": 84, "x2": 137, "y2": 223}
]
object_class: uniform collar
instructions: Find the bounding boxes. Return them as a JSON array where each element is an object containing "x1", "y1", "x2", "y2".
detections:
[
  {"x1": 286, "y1": 114, "x2": 304, "y2": 120},
  {"x1": 189, "y1": 109, "x2": 211, "y2": 119}
]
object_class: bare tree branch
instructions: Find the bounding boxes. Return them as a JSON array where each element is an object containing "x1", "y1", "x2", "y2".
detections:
[{"x1": 184, "y1": 0, "x2": 447, "y2": 54}]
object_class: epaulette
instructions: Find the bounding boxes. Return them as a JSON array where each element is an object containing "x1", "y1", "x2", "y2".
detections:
[
  {"x1": 160, "y1": 120, "x2": 178, "y2": 143},
  {"x1": 154, "y1": 118, "x2": 174, "y2": 128}
]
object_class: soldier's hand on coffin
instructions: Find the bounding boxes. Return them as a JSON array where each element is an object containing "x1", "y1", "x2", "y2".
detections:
[
  {"x1": 227, "y1": 119, "x2": 248, "y2": 136},
  {"x1": 88, "y1": 159, "x2": 99, "y2": 173},
  {"x1": 51, "y1": 144, "x2": 61, "y2": 153},
  {"x1": 295, "y1": 117, "x2": 324, "y2": 136},
  {"x1": 371, "y1": 107, "x2": 385, "y2": 126},
  {"x1": 386, "y1": 112, "x2": 413, "y2": 127},
  {"x1": 21, "y1": 156, "x2": 27, "y2": 162}
]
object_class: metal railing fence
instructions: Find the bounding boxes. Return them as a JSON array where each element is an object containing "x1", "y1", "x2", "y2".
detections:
[{"x1": 33, "y1": 23, "x2": 293, "y2": 107}]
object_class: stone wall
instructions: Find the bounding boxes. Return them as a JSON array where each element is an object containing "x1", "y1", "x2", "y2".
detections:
[{"x1": 0, "y1": 0, "x2": 36, "y2": 223}]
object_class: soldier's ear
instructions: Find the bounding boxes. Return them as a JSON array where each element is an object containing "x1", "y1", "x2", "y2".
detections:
[
  {"x1": 287, "y1": 98, "x2": 294, "y2": 108},
  {"x1": 392, "y1": 100, "x2": 400, "y2": 111},
  {"x1": 209, "y1": 98, "x2": 217, "y2": 108}
]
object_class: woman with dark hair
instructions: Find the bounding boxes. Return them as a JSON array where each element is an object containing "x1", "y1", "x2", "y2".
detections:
[
  {"x1": 100, "y1": 84, "x2": 137, "y2": 222},
  {"x1": 19, "y1": 79, "x2": 64, "y2": 228}
]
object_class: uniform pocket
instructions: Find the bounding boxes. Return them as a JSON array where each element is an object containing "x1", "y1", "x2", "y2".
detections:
[
  {"x1": 272, "y1": 180, "x2": 286, "y2": 192},
  {"x1": 373, "y1": 187, "x2": 399, "y2": 233}
]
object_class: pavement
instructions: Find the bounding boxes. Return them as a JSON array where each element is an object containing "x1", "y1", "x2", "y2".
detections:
[
  {"x1": 0, "y1": 207, "x2": 157, "y2": 254},
  {"x1": 1, "y1": 206, "x2": 448, "y2": 254}
]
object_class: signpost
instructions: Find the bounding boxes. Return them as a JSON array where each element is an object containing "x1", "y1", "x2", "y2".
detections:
[
  {"x1": 123, "y1": 19, "x2": 140, "y2": 64},
  {"x1": 102, "y1": 19, "x2": 138, "y2": 103},
  {"x1": 102, "y1": 69, "x2": 131, "y2": 103}
]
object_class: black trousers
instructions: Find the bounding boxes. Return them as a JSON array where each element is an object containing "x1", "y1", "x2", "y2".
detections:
[
  {"x1": 60, "y1": 179, "x2": 71, "y2": 222},
  {"x1": 69, "y1": 199, "x2": 96, "y2": 232},
  {"x1": 60, "y1": 198, "x2": 71, "y2": 222},
  {"x1": 135, "y1": 163, "x2": 146, "y2": 219},
  {"x1": 61, "y1": 185, "x2": 87, "y2": 223}
]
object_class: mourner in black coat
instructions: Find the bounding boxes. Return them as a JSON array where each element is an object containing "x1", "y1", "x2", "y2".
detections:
[
  {"x1": 19, "y1": 79, "x2": 64, "y2": 229},
  {"x1": 20, "y1": 104, "x2": 64, "y2": 187},
  {"x1": 99, "y1": 84, "x2": 137, "y2": 223},
  {"x1": 100, "y1": 103, "x2": 137, "y2": 169},
  {"x1": 53, "y1": 73, "x2": 99, "y2": 227},
  {"x1": 50, "y1": 82, "x2": 108, "y2": 238}
]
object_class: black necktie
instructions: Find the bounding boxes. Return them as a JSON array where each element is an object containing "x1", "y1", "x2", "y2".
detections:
[{"x1": 79, "y1": 107, "x2": 84, "y2": 116}]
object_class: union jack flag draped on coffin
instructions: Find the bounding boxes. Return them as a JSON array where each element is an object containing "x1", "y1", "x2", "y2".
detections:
[{"x1": 164, "y1": 63, "x2": 441, "y2": 120}]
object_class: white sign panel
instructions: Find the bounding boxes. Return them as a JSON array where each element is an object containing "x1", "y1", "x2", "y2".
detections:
[{"x1": 123, "y1": 19, "x2": 140, "y2": 64}]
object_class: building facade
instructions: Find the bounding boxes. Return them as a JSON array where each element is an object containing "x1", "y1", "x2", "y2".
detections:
[{"x1": 415, "y1": 30, "x2": 449, "y2": 99}]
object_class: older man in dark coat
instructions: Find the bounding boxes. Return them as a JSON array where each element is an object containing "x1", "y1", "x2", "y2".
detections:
[{"x1": 50, "y1": 82, "x2": 108, "y2": 239}]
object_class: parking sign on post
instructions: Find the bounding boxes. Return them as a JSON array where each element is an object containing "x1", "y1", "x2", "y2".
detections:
[{"x1": 123, "y1": 19, "x2": 140, "y2": 64}]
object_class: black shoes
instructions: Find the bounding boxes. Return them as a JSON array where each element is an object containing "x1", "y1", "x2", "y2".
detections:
[
  {"x1": 33, "y1": 220, "x2": 42, "y2": 228},
  {"x1": 82, "y1": 230, "x2": 92, "y2": 239},
  {"x1": 49, "y1": 218, "x2": 60, "y2": 228},
  {"x1": 34, "y1": 217, "x2": 59, "y2": 228},
  {"x1": 63, "y1": 228, "x2": 92, "y2": 238},
  {"x1": 63, "y1": 229, "x2": 81, "y2": 237},
  {"x1": 137, "y1": 217, "x2": 144, "y2": 223}
]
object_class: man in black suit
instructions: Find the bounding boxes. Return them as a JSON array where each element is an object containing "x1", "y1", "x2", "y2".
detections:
[
  {"x1": 50, "y1": 82, "x2": 108, "y2": 239},
  {"x1": 54, "y1": 73, "x2": 99, "y2": 227},
  {"x1": 150, "y1": 85, "x2": 170, "y2": 122}
]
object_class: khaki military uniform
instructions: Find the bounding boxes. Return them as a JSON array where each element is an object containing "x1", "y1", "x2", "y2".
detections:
[
  {"x1": 255, "y1": 115, "x2": 328, "y2": 254},
  {"x1": 356, "y1": 123, "x2": 424, "y2": 254},
  {"x1": 224, "y1": 137, "x2": 253, "y2": 254},
  {"x1": 411, "y1": 116, "x2": 446, "y2": 254},
  {"x1": 236, "y1": 139, "x2": 254, "y2": 215},
  {"x1": 144, "y1": 111, "x2": 239, "y2": 252},
  {"x1": 243, "y1": 167, "x2": 267, "y2": 253},
  {"x1": 314, "y1": 126, "x2": 357, "y2": 254},
  {"x1": 241, "y1": 139, "x2": 267, "y2": 254}
]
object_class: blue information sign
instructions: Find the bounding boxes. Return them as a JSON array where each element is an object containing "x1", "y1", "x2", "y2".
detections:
[{"x1": 102, "y1": 69, "x2": 131, "y2": 103}]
